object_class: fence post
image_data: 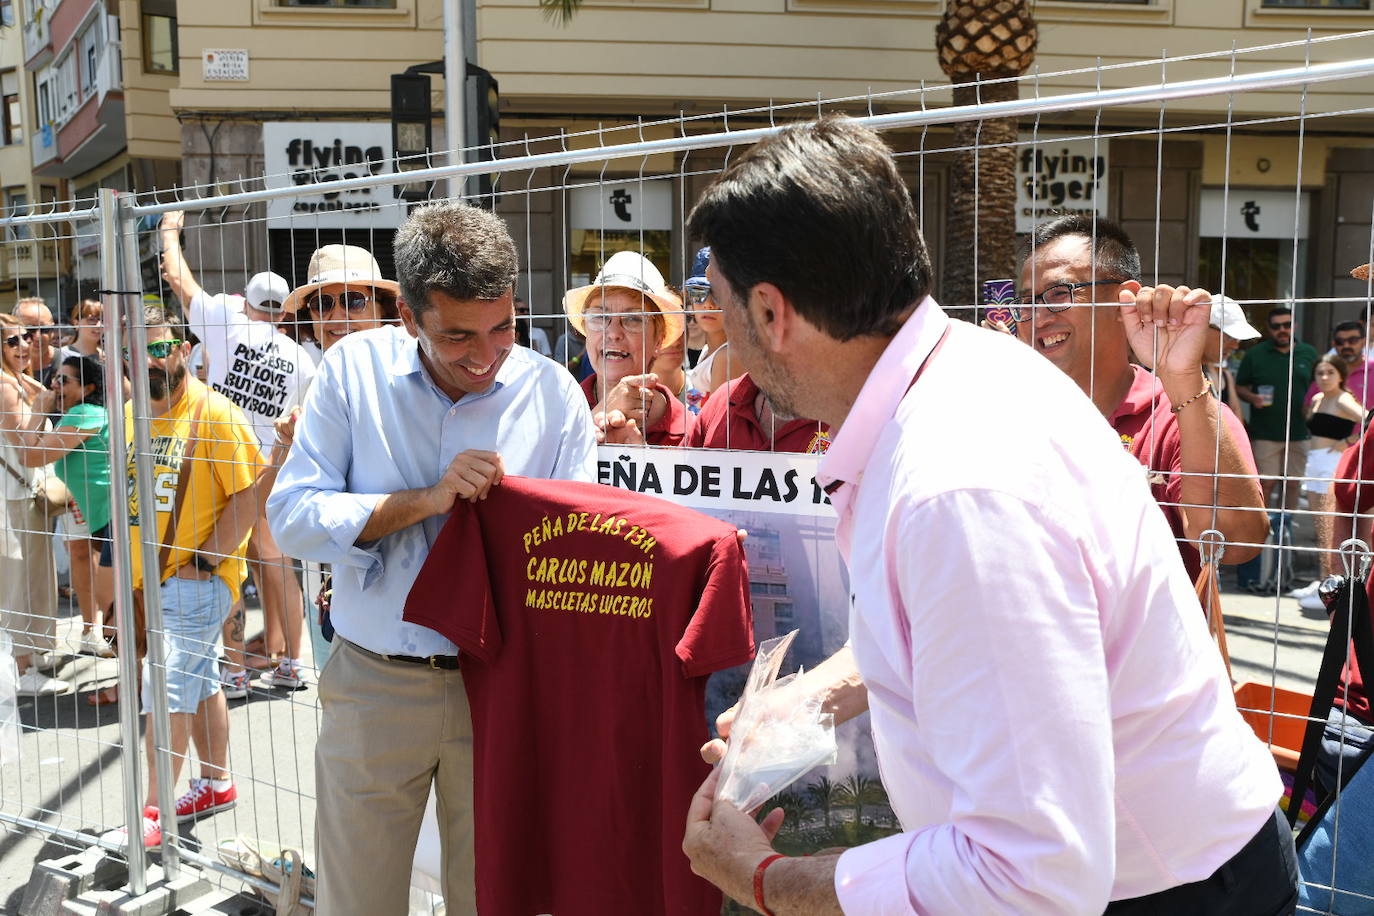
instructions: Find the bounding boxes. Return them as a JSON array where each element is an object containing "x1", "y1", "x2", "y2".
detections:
[
  {"x1": 116, "y1": 193, "x2": 182, "y2": 878},
  {"x1": 97, "y1": 188, "x2": 150, "y2": 895}
]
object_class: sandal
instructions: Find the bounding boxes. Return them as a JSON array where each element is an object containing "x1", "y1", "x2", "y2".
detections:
[{"x1": 86, "y1": 686, "x2": 119, "y2": 707}]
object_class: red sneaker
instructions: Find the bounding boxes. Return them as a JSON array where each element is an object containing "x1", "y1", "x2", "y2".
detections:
[
  {"x1": 100, "y1": 805, "x2": 161, "y2": 849},
  {"x1": 175, "y1": 779, "x2": 237, "y2": 823}
]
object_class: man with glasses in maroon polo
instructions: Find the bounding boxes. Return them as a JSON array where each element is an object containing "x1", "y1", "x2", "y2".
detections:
[
  {"x1": 1237, "y1": 305, "x2": 1319, "y2": 518},
  {"x1": 1014, "y1": 214, "x2": 1268, "y2": 578}
]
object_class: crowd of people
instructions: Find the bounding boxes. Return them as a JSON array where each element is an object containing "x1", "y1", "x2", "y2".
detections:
[{"x1": 3, "y1": 114, "x2": 1374, "y2": 913}]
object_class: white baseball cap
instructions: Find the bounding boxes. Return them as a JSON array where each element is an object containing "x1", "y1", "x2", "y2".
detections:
[
  {"x1": 245, "y1": 272, "x2": 292, "y2": 313},
  {"x1": 1208, "y1": 295, "x2": 1261, "y2": 341}
]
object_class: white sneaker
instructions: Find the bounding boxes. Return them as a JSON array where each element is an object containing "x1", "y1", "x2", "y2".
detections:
[
  {"x1": 1287, "y1": 580, "x2": 1321, "y2": 600},
  {"x1": 1300, "y1": 592, "x2": 1328, "y2": 612},
  {"x1": 17, "y1": 670, "x2": 71, "y2": 697},
  {"x1": 79, "y1": 632, "x2": 116, "y2": 658},
  {"x1": 33, "y1": 652, "x2": 60, "y2": 673}
]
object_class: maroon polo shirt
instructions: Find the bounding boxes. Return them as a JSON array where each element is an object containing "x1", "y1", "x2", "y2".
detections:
[
  {"x1": 582, "y1": 374, "x2": 691, "y2": 446},
  {"x1": 1108, "y1": 365, "x2": 1255, "y2": 582},
  {"x1": 685, "y1": 373, "x2": 831, "y2": 454}
]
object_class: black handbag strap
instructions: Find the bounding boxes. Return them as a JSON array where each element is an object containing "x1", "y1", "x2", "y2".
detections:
[{"x1": 1287, "y1": 574, "x2": 1374, "y2": 826}]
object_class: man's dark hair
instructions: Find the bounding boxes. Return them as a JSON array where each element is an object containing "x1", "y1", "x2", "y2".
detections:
[
  {"x1": 63, "y1": 354, "x2": 104, "y2": 407},
  {"x1": 686, "y1": 115, "x2": 932, "y2": 341},
  {"x1": 1019, "y1": 214, "x2": 1142, "y2": 284},
  {"x1": 144, "y1": 304, "x2": 188, "y2": 343},
  {"x1": 393, "y1": 201, "x2": 518, "y2": 316},
  {"x1": 1334, "y1": 319, "x2": 1365, "y2": 338},
  {"x1": 1269, "y1": 307, "x2": 1293, "y2": 323}
]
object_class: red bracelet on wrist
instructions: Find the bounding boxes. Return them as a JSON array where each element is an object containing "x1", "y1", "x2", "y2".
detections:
[{"x1": 753, "y1": 853, "x2": 786, "y2": 916}]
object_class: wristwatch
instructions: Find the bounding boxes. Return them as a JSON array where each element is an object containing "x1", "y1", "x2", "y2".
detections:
[{"x1": 191, "y1": 553, "x2": 218, "y2": 575}]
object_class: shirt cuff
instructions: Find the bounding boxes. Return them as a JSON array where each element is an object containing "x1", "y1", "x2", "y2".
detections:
[
  {"x1": 323, "y1": 492, "x2": 387, "y2": 587},
  {"x1": 835, "y1": 832, "x2": 920, "y2": 916}
]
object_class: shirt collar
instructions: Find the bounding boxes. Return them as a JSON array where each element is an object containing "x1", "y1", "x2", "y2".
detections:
[
  {"x1": 1107, "y1": 365, "x2": 1163, "y2": 423},
  {"x1": 388, "y1": 328, "x2": 516, "y2": 402},
  {"x1": 816, "y1": 297, "x2": 947, "y2": 500}
]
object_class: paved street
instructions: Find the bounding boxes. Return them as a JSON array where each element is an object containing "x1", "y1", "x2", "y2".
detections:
[{"x1": 0, "y1": 575, "x2": 1340, "y2": 911}]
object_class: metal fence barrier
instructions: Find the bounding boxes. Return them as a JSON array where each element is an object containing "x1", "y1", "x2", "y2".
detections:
[{"x1": 0, "y1": 31, "x2": 1372, "y2": 914}]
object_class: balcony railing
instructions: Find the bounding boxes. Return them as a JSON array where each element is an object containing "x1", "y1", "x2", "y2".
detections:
[
  {"x1": 94, "y1": 45, "x2": 122, "y2": 104},
  {"x1": 1, "y1": 239, "x2": 62, "y2": 281},
  {"x1": 30, "y1": 125, "x2": 56, "y2": 168},
  {"x1": 21, "y1": 2, "x2": 53, "y2": 64}
]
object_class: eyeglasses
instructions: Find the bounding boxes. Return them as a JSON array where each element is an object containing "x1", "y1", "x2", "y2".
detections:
[
  {"x1": 1335, "y1": 335, "x2": 1364, "y2": 346},
  {"x1": 3, "y1": 329, "x2": 35, "y2": 347},
  {"x1": 122, "y1": 338, "x2": 184, "y2": 359},
  {"x1": 684, "y1": 286, "x2": 711, "y2": 308},
  {"x1": 583, "y1": 311, "x2": 646, "y2": 332},
  {"x1": 306, "y1": 291, "x2": 372, "y2": 315},
  {"x1": 1011, "y1": 280, "x2": 1124, "y2": 322},
  {"x1": 1270, "y1": 321, "x2": 1292, "y2": 331}
]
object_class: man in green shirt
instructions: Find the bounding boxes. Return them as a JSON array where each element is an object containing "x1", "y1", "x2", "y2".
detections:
[{"x1": 1236, "y1": 306, "x2": 1318, "y2": 513}]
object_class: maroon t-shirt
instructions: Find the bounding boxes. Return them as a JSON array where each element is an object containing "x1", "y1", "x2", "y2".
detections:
[
  {"x1": 686, "y1": 372, "x2": 832, "y2": 454},
  {"x1": 582, "y1": 373, "x2": 693, "y2": 446},
  {"x1": 1107, "y1": 365, "x2": 1255, "y2": 582},
  {"x1": 403, "y1": 476, "x2": 755, "y2": 916}
]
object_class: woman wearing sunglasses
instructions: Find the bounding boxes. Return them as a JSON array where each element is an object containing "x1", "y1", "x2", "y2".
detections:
[
  {"x1": 12, "y1": 355, "x2": 115, "y2": 665},
  {"x1": 283, "y1": 244, "x2": 400, "y2": 354},
  {"x1": 0, "y1": 313, "x2": 66, "y2": 696}
]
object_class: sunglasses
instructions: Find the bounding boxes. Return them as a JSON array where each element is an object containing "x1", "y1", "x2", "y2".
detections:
[
  {"x1": 1270, "y1": 321, "x2": 1292, "y2": 330},
  {"x1": 684, "y1": 286, "x2": 711, "y2": 308},
  {"x1": 583, "y1": 311, "x2": 646, "y2": 331},
  {"x1": 52, "y1": 374, "x2": 79, "y2": 386},
  {"x1": 1335, "y1": 335, "x2": 1364, "y2": 346},
  {"x1": 3, "y1": 329, "x2": 35, "y2": 347},
  {"x1": 306, "y1": 291, "x2": 372, "y2": 315},
  {"x1": 122, "y1": 338, "x2": 184, "y2": 359}
]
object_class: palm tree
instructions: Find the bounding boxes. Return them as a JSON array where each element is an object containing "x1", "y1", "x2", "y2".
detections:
[
  {"x1": 772, "y1": 789, "x2": 809, "y2": 833},
  {"x1": 805, "y1": 775, "x2": 842, "y2": 829},
  {"x1": 838, "y1": 774, "x2": 885, "y2": 826},
  {"x1": 935, "y1": 0, "x2": 1039, "y2": 311}
]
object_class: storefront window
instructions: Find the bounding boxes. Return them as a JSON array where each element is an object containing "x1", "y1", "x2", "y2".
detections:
[{"x1": 568, "y1": 229, "x2": 671, "y2": 291}]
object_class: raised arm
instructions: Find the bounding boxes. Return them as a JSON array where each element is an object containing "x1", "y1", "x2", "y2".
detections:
[
  {"x1": 159, "y1": 210, "x2": 204, "y2": 310},
  {"x1": 1123, "y1": 286, "x2": 1269, "y2": 562}
]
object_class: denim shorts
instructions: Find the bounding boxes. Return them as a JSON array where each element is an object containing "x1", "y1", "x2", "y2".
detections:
[{"x1": 141, "y1": 576, "x2": 232, "y2": 715}]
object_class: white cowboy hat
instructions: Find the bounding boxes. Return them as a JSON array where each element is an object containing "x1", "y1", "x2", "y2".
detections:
[
  {"x1": 562, "y1": 251, "x2": 684, "y2": 348},
  {"x1": 282, "y1": 245, "x2": 400, "y2": 315}
]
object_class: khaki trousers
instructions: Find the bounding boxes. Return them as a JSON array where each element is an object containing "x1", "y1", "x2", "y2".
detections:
[
  {"x1": 315, "y1": 638, "x2": 475, "y2": 916},
  {"x1": 0, "y1": 496, "x2": 57, "y2": 657}
]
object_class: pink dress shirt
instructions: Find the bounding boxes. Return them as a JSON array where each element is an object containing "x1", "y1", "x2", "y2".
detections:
[{"x1": 819, "y1": 300, "x2": 1281, "y2": 914}]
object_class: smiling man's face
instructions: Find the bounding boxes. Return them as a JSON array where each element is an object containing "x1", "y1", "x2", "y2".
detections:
[
  {"x1": 1016, "y1": 234, "x2": 1135, "y2": 399},
  {"x1": 402, "y1": 289, "x2": 516, "y2": 401}
]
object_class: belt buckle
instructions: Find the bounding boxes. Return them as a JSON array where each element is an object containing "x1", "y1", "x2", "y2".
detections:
[{"x1": 428, "y1": 655, "x2": 441, "y2": 670}]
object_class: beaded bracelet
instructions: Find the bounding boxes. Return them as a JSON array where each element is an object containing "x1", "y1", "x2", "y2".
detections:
[{"x1": 1170, "y1": 378, "x2": 1213, "y2": 415}]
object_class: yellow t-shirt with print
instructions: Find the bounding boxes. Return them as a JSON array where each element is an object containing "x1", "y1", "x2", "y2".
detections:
[{"x1": 125, "y1": 379, "x2": 263, "y2": 603}]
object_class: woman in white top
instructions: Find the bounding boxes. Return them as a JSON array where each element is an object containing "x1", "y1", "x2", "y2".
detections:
[{"x1": 0, "y1": 313, "x2": 65, "y2": 696}]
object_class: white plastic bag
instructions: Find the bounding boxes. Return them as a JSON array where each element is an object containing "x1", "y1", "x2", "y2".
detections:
[{"x1": 716, "y1": 630, "x2": 837, "y2": 813}]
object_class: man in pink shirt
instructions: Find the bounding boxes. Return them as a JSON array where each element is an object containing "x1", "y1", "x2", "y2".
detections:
[{"x1": 681, "y1": 117, "x2": 1294, "y2": 915}]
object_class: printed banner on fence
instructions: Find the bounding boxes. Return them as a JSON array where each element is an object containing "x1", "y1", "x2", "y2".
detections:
[{"x1": 600, "y1": 446, "x2": 899, "y2": 848}]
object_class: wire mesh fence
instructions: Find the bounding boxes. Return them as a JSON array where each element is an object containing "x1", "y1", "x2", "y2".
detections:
[{"x1": 0, "y1": 30, "x2": 1371, "y2": 914}]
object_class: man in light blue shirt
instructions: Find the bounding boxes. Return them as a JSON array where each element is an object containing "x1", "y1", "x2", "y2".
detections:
[{"x1": 267, "y1": 201, "x2": 596, "y2": 914}]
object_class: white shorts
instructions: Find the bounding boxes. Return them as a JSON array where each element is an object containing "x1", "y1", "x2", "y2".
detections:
[{"x1": 1303, "y1": 446, "x2": 1343, "y2": 495}]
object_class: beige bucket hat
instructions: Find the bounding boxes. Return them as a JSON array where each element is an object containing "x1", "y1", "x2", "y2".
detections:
[
  {"x1": 562, "y1": 251, "x2": 684, "y2": 348},
  {"x1": 282, "y1": 245, "x2": 400, "y2": 314}
]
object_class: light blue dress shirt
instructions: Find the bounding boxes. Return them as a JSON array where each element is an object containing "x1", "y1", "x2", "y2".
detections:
[{"x1": 267, "y1": 325, "x2": 597, "y2": 656}]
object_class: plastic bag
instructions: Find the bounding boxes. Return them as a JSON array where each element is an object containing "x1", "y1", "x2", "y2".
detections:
[{"x1": 716, "y1": 630, "x2": 837, "y2": 812}]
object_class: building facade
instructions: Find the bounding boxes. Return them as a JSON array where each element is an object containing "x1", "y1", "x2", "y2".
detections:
[{"x1": 137, "y1": 1, "x2": 1374, "y2": 342}]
